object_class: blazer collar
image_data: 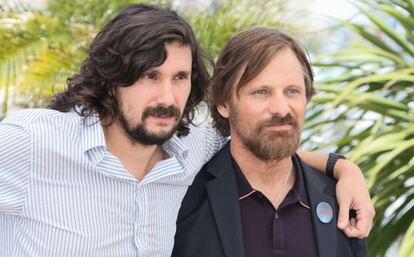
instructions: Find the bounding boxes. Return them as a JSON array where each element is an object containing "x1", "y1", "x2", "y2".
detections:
[
  {"x1": 294, "y1": 156, "x2": 338, "y2": 257},
  {"x1": 205, "y1": 142, "x2": 246, "y2": 257}
]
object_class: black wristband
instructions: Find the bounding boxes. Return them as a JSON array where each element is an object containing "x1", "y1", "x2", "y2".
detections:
[{"x1": 326, "y1": 153, "x2": 346, "y2": 179}]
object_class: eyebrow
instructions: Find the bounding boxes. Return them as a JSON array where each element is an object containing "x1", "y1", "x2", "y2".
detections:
[
  {"x1": 175, "y1": 71, "x2": 191, "y2": 77},
  {"x1": 145, "y1": 69, "x2": 191, "y2": 77}
]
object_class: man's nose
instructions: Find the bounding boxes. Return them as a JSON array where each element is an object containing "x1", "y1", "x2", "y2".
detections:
[
  {"x1": 156, "y1": 81, "x2": 175, "y2": 106},
  {"x1": 268, "y1": 93, "x2": 290, "y2": 117}
]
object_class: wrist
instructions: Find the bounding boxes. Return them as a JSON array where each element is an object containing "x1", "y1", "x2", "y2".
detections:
[
  {"x1": 334, "y1": 159, "x2": 363, "y2": 180},
  {"x1": 326, "y1": 153, "x2": 346, "y2": 179}
]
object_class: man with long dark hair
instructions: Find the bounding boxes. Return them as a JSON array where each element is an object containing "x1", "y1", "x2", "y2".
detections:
[{"x1": 0, "y1": 4, "x2": 373, "y2": 256}]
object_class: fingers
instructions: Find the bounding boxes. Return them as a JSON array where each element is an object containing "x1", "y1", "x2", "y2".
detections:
[
  {"x1": 333, "y1": 159, "x2": 375, "y2": 238},
  {"x1": 337, "y1": 195, "x2": 350, "y2": 230},
  {"x1": 355, "y1": 209, "x2": 374, "y2": 238},
  {"x1": 342, "y1": 218, "x2": 362, "y2": 238},
  {"x1": 342, "y1": 209, "x2": 374, "y2": 239}
]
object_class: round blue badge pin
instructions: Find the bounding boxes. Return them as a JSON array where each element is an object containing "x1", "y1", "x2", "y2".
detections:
[{"x1": 316, "y1": 202, "x2": 333, "y2": 224}]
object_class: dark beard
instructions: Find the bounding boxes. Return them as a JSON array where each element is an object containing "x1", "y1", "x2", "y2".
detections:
[
  {"x1": 232, "y1": 112, "x2": 301, "y2": 162},
  {"x1": 119, "y1": 105, "x2": 181, "y2": 145}
]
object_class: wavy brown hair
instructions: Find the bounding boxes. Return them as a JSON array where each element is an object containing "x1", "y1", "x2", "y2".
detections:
[
  {"x1": 49, "y1": 4, "x2": 210, "y2": 136},
  {"x1": 210, "y1": 27, "x2": 315, "y2": 137}
]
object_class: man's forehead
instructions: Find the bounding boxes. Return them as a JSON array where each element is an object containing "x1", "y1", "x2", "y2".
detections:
[
  {"x1": 147, "y1": 42, "x2": 192, "y2": 71},
  {"x1": 234, "y1": 66, "x2": 305, "y2": 91}
]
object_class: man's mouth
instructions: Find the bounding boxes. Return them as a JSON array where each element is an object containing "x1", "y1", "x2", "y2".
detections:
[
  {"x1": 143, "y1": 105, "x2": 180, "y2": 121},
  {"x1": 263, "y1": 123, "x2": 293, "y2": 131},
  {"x1": 259, "y1": 115, "x2": 297, "y2": 133},
  {"x1": 150, "y1": 114, "x2": 175, "y2": 119}
]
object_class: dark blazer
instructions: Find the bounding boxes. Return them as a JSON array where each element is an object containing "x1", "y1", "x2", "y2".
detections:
[{"x1": 172, "y1": 142, "x2": 367, "y2": 257}]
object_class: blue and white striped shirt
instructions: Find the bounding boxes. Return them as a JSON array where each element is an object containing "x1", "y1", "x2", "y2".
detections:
[{"x1": 0, "y1": 109, "x2": 226, "y2": 257}]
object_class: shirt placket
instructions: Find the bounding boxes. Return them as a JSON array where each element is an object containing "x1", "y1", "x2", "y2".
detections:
[
  {"x1": 133, "y1": 182, "x2": 140, "y2": 256},
  {"x1": 272, "y1": 209, "x2": 286, "y2": 257}
]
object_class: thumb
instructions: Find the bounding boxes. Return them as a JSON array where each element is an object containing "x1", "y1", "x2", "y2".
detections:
[{"x1": 337, "y1": 197, "x2": 351, "y2": 229}]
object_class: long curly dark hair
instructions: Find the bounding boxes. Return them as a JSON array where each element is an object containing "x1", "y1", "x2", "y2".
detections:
[{"x1": 49, "y1": 4, "x2": 210, "y2": 136}]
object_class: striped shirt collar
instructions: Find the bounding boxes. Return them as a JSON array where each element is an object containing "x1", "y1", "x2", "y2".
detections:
[
  {"x1": 79, "y1": 114, "x2": 106, "y2": 154},
  {"x1": 79, "y1": 114, "x2": 189, "y2": 162}
]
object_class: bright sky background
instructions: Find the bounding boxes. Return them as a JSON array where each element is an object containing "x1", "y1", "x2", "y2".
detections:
[
  {"x1": 1, "y1": 0, "x2": 46, "y2": 9},
  {"x1": 311, "y1": 0, "x2": 357, "y2": 20},
  {"x1": 6, "y1": 0, "x2": 358, "y2": 21}
]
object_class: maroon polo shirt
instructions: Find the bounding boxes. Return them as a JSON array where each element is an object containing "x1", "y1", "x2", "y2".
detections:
[{"x1": 232, "y1": 156, "x2": 318, "y2": 257}]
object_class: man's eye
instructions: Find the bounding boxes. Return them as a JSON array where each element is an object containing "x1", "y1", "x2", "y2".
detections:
[
  {"x1": 175, "y1": 73, "x2": 188, "y2": 80},
  {"x1": 254, "y1": 89, "x2": 268, "y2": 95},
  {"x1": 287, "y1": 88, "x2": 300, "y2": 95},
  {"x1": 143, "y1": 72, "x2": 157, "y2": 80}
]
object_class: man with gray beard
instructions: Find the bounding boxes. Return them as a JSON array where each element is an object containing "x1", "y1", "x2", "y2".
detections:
[{"x1": 172, "y1": 27, "x2": 367, "y2": 257}]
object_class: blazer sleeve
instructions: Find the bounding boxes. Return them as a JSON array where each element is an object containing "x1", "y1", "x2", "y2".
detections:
[{"x1": 353, "y1": 238, "x2": 368, "y2": 257}]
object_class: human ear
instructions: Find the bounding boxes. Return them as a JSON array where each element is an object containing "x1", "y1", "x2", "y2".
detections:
[{"x1": 217, "y1": 102, "x2": 229, "y2": 118}]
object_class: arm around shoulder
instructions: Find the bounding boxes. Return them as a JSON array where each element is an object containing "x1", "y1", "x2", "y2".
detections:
[
  {"x1": 297, "y1": 150, "x2": 375, "y2": 238},
  {"x1": 201, "y1": 125, "x2": 228, "y2": 163}
]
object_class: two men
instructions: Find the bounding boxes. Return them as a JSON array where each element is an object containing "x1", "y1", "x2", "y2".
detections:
[
  {"x1": 172, "y1": 28, "x2": 367, "y2": 257},
  {"x1": 0, "y1": 4, "x2": 372, "y2": 257}
]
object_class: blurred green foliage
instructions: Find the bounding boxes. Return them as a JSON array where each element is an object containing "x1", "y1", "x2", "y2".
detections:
[
  {"x1": 1, "y1": 0, "x2": 413, "y2": 256},
  {"x1": 0, "y1": 0, "x2": 296, "y2": 115},
  {"x1": 305, "y1": 1, "x2": 414, "y2": 256}
]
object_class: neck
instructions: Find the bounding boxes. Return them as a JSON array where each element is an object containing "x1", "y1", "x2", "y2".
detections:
[
  {"x1": 103, "y1": 121, "x2": 168, "y2": 181},
  {"x1": 230, "y1": 138, "x2": 295, "y2": 208}
]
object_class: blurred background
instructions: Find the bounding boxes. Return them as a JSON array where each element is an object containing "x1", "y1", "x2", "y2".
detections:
[{"x1": 0, "y1": 0, "x2": 413, "y2": 256}]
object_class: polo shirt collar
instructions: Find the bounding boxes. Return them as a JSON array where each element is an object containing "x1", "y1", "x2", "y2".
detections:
[
  {"x1": 233, "y1": 154, "x2": 310, "y2": 206},
  {"x1": 291, "y1": 155, "x2": 309, "y2": 203},
  {"x1": 231, "y1": 156, "x2": 255, "y2": 199}
]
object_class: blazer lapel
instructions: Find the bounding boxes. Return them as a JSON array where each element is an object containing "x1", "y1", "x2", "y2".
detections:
[
  {"x1": 205, "y1": 143, "x2": 245, "y2": 257},
  {"x1": 296, "y1": 157, "x2": 338, "y2": 257}
]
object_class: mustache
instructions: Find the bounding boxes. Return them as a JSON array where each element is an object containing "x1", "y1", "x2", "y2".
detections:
[
  {"x1": 142, "y1": 105, "x2": 181, "y2": 120},
  {"x1": 259, "y1": 113, "x2": 298, "y2": 128}
]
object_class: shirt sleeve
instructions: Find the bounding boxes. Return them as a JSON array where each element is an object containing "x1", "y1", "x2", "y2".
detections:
[
  {"x1": 202, "y1": 126, "x2": 228, "y2": 163},
  {"x1": 0, "y1": 122, "x2": 31, "y2": 215}
]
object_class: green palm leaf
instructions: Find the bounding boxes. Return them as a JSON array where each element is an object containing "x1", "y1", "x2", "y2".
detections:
[{"x1": 310, "y1": 1, "x2": 414, "y2": 256}]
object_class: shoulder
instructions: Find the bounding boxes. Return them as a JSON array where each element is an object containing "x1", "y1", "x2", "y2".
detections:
[
  {"x1": 181, "y1": 160, "x2": 212, "y2": 197},
  {"x1": 177, "y1": 160, "x2": 212, "y2": 218},
  {"x1": 183, "y1": 124, "x2": 228, "y2": 160},
  {"x1": 178, "y1": 142, "x2": 232, "y2": 217},
  {"x1": 183, "y1": 124, "x2": 223, "y2": 143},
  {"x1": 2, "y1": 108, "x2": 82, "y2": 134},
  {"x1": 3, "y1": 108, "x2": 61, "y2": 124},
  {"x1": 297, "y1": 156, "x2": 337, "y2": 190}
]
